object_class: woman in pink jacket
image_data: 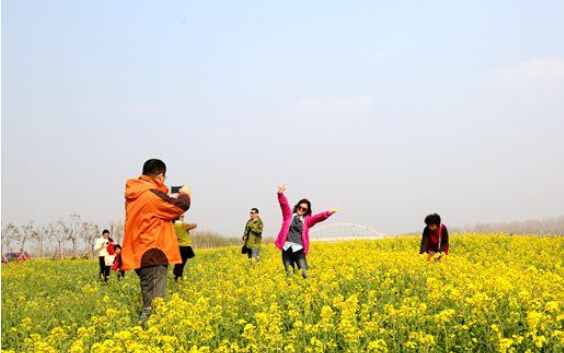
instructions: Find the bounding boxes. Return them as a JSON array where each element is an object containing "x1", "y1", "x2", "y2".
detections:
[{"x1": 274, "y1": 185, "x2": 338, "y2": 278}]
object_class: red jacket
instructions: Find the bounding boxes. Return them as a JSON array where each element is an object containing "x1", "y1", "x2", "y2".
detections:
[
  {"x1": 107, "y1": 242, "x2": 115, "y2": 255},
  {"x1": 419, "y1": 225, "x2": 449, "y2": 254},
  {"x1": 111, "y1": 253, "x2": 123, "y2": 271}
]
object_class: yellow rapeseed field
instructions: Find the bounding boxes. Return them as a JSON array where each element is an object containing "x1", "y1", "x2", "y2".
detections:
[{"x1": 1, "y1": 234, "x2": 563, "y2": 352}]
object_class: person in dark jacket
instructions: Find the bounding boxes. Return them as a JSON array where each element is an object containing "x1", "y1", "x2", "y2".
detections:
[{"x1": 419, "y1": 213, "x2": 449, "y2": 260}]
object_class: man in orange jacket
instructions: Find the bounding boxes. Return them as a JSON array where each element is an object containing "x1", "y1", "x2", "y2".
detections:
[{"x1": 122, "y1": 159, "x2": 191, "y2": 325}]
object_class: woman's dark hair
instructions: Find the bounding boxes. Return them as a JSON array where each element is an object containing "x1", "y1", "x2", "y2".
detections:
[
  {"x1": 108, "y1": 237, "x2": 114, "y2": 243},
  {"x1": 293, "y1": 199, "x2": 312, "y2": 217},
  {"x1": 102, "y1": 229, "x2": 110, "y2": 235},
  {"x1": 424, "y1": 213, "x2": 441, "y2": 226},
  {"x1": 143, "y1": 159, "x2": 166, "y2": 177},
  {"x1": 114, "y1": 244, "x2": 122, "y2": 250}
]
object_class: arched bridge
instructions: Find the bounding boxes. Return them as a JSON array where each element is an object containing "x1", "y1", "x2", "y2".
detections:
[{"x1": 309, "y1": 223, "x2": 388, "y2": 242}]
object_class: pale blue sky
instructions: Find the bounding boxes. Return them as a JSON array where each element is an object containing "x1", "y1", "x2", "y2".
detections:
[{"x1": 2, "y1": 1, "x2": 564, "y2": 236}]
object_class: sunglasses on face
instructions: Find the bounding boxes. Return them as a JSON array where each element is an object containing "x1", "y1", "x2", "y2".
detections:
[{"x1": 297, "y1": 206, "x2": 308, "y2": 212}]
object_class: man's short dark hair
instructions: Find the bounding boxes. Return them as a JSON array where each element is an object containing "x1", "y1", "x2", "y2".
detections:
[
  {"x1": 424, "y1": 213, "x2": 441, "y2": 226},
  {"x1": 102, "y1": 229, "x2": 110, "y2": 235},
  {"x1": 251, "y1": 208, "x2": 259, "y2": 214},
  {"x1": 143, "y1": 159, "x2": 167, "y2": 177}
]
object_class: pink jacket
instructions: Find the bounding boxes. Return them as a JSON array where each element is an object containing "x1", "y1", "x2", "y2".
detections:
[{"x1": 274, "y1": 193, "x2": 331, "y2": 256}]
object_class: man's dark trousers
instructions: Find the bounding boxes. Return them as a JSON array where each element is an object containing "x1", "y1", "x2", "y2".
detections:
[{"x1": 135, "y1": 265, "x2": 168, "y2": 317}]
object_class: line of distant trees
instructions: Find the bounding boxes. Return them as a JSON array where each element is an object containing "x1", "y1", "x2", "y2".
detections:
[
  {"x1": 1, "y1": 215, "x2": 249, "y2": 259},
  {"x1": 451, "y1": 215, "x2": 564, "y2": 235},
  {"x1": 1, "y1": 214, "x2": 124, "y2": 259},
  {"x1": 190, "y1": 230, "x2": 242, "y2": 249}
]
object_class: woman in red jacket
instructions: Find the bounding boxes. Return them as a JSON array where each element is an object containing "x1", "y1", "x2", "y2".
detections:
[{"x1": 419, "y1": 213, "x2": 449, "y2": 260}]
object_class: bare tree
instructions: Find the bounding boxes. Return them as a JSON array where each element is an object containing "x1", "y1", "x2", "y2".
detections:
[
  {"x1": 2, "y1": 223, "x2": 21, "y2": 253},
  {"x1": 81, "y1": 222, "x2": 100, "y2": 258},
  {"x1": 19, "y1": 221, "x2": 38, "y2": 252},
  {"x1": 33, "y1": 225, "x2": 49, "y2": 259},
  {"x1": 61, "y1": 214, "x2": 84, "y2": 258},
  {"x1": 51, "y1": 221, "x2": 67, "y2": 259},
  {"x1": 108, "y1": 220, "x2": 124, "y2": 244}
]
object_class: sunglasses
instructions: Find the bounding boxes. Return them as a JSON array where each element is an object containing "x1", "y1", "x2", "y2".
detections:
[{"x1": 297, "y1": 206, "x2": 308, "y2": 212}]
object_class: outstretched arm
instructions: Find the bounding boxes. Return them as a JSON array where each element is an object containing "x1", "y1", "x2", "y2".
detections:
[
  {"x1": 277, "y1": 185, "x2": 292, "y2": 221},
  {"x1": 151, "y1": 189, "x2": 191, "y2": 220},
  {"x1": 185, "y1": 223, "x2": 198, "y2": 231},
  {"x1": 308, "y1": 206, "x2": 338, "y2": 227}
]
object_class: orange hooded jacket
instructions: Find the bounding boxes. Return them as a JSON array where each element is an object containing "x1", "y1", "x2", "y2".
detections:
[{"x1": 121, "y1": 175, "x2": 191, "y2": 270}]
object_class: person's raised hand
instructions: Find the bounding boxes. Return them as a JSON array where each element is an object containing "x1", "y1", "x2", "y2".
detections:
[
  {"x1": 329, "y1": 206, "x2": 339, "y2": 215},
  {"x1": 277, "y1": 184, "x2": 287, "y2": 194},
  {"x1": 179, "y1": 185, "x2": 191, "y2": 197}
]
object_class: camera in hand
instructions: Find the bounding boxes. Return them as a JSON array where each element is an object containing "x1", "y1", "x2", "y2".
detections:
[{"x1": 170, "y1": 186, "x2": 182, "y2": 194}]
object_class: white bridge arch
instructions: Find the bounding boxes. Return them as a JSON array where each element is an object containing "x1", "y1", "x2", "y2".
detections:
[{"x1": 309, "y1": 223, "x2": 387, "y2": 242}]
